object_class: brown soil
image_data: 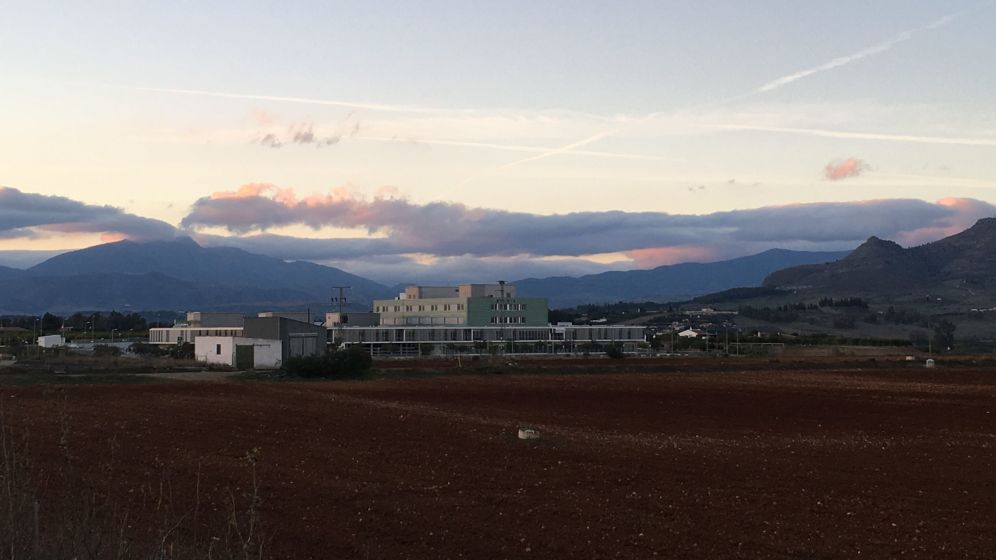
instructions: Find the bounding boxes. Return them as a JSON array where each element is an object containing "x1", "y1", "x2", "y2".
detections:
[{"x1": 5, "y1": 358, "x2": 995, "y2": 559}]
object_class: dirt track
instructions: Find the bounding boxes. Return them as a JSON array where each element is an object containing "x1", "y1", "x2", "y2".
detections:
[{"x1": 5, "y1": 360, "x2": 995, "y2": 559}]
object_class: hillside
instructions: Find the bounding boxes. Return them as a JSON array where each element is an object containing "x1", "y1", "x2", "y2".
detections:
[
  {"x1": 0, "y1": 238, "x2": 393, "y2": 314},
  {"x1": 515, "y1": 249, "x2": 849, "y2": 308},
  {"x1": 764, "y1": 218, "x2": 996, "y2": 298}
]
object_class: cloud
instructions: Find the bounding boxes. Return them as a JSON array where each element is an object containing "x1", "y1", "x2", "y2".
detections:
[
  {"x1": 0, "y1": 186, "x2": 178, "y2": 241},
  {"x1": 181, "y1": 184, "x2": 996, "y2": 262},
  {"x1": 719, "y1": 124, "x2": 996, "y2": 147},
  {"x1": 824, "y1": 158, "x2": 869, "y2": 181},
  {"x1": 122, "y1": 85, "x2": 457, "y2": 115},
  {"x1": 258, "y1": 133, "x2": 283, "y2": 148},
  {"x1": 255, "y1": 121, "x2": 356, "y2": 149}
]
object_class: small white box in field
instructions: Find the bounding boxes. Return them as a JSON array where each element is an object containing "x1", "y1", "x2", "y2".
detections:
[{"x1": 518, "y1": 428, "x2": 541, "y2": 440}]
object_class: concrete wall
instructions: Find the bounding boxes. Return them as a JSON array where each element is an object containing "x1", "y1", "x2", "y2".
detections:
[{"x1": 374, "y1": 297, "x2": 468, "y2": 326}]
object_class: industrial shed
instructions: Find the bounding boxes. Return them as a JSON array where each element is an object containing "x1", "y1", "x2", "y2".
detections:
[{"x1": 195, "y1": 317, "x2": 327, "y2": 369}]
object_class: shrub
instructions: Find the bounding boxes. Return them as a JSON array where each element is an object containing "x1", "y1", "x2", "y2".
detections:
[
  {"x1": 605, "y1": 344, "x2": 626, "y2": 359},
  {"x1": 330, "y1": 345, "x2": 373, "y2": 375},
  {"x1": 92, "y1": 344, "x2": 122, "y2": 357},
  {"x1": 283, "y1": 346, "x2": 373, "y2": 378},
  {"x1": 284, "y1": 355, "x2": 328, "y2": 378},
  {"x1": 128, "y1": 341, "x2": 162, "y2": 356}
]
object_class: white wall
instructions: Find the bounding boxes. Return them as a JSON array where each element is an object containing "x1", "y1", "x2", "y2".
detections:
[
  {"x1": 244, "y1": 338, "x2": 282, "y2": 369},
  {"x1": 195, "y1": 337, "x2": 283, "y2": 369},
  {"x1": 37, "y1": 335, "x2": 65, "y2": 348},
  {"x1": 196, "y1": 336, "x2": 236, "y2": 366}
]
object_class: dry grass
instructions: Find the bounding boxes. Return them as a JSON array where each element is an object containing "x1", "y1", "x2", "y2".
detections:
[{"x1": 0, "y1": 402, "x2": 266, "y2": 559}]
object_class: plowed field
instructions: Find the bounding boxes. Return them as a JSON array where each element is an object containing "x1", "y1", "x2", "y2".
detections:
[{"x1": 4, "y1": 359, "x2": 995, "y2": 559}]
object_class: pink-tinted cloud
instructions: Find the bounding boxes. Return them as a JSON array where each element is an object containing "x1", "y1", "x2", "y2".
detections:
[
  {"x1": 625, "y1": 246, "x2": 720, "y2": 267},
  {"x1": 824, "y1": 158, "x2": 869, "y2": 181},
  {"x1": 894, "y1": 197, "x2": 996, "y2": 245}
]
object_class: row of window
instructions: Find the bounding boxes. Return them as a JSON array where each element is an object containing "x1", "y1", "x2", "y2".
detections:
[
  {"x1": 490, "y1": 316, "x2": 527, "y2": 324},
  {"x1": 489, "y1": 303, "x2": 527, "y2": 311},
  {"x1": 376, "y1": 303, "x2": 466, "y2": 312},
  {"x1": 382, "y1": 317, "x2": 466, "y2": 326}
]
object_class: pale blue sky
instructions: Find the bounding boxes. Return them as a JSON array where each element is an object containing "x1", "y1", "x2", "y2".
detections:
[{"x1": 2, "y1": 1, "x2": 995, "y2": 281}]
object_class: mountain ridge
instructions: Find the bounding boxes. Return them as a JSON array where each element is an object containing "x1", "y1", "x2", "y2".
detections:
[
  {"x1": 763, "y1": 217, "x2": 996, "y2": 295},
  {"x1": 516, "y1": 248, "x2": 850, "y2": 307}
]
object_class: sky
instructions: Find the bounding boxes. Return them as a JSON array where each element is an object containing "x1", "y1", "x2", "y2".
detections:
[{"x1": 2, "y1": 0, "x2": 995, "y2": 284}]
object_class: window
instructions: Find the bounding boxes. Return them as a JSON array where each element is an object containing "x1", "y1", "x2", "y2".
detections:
[{"x1": 215, "y1": 344, "x2": 221, "y2": 355}]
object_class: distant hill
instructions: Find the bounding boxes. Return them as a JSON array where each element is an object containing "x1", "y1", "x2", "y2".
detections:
[
  {"x1": 764, "y1": 218, "x2": 996, "y2": 298},
  {"x1": 515, "y1": 249, "x2": 849, "y2": 308},
  {"x1": 0, "y1": 237, "x2": 393, "y2": 314},
  {"x1": 0, "y1": 265, "x2": 24, "y2": 281}
]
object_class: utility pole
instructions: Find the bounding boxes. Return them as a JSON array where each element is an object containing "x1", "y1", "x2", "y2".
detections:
[
  {"x1": 332, "y1": 286, "x2": 350, "y2": 348},
  {"x1": 498, "y1": 281, "x2": 506, "y2": 355}
]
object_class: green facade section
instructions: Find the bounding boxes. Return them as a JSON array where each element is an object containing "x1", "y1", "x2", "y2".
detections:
[{"x1": 466, "y1": 297, "x2": 548, "y2": 326}]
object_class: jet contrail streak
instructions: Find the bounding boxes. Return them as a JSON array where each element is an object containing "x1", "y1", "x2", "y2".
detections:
[
  {"x1": 754, "y1": 11, "x2": 960, "y2": 94},
  {"x1": 126, "y1": 86, "x2": 455, "y2": 115},
  {"x1": 489, "y1": 8, "x2": 967, "y2": 173},
  {"x1": 357, "y1": 135, "x2": 680, "y2": 162},
  {"x1": 717, "y1": 124, "x2": 996, "y2": 147}
]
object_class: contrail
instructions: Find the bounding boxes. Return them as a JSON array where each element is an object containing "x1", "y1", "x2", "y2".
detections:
[
  {"x1": 754, "y1": 12, "x2": 961, "y2": 94},
  {"x1": 122, "y1": 85, "x2": 457, "y2": 115},
  {"x1": 357, "y1": 135, "x2": 682, "y2": 162},
  {"x1": 717, "y1": 124, "x2": 996, "y2": 147},
  {"x1": 490, "y1": 8, "x2": 967, "y2": 173}
]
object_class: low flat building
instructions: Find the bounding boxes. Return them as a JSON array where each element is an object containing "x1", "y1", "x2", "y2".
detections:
[
  {"x1": 149, "y1": 326, "x2": 244, "y2": 345},
  {"x1": 193, "y1": 317, "x2": 327, "y2": 369},
  {"x1": 337, "y1": 325, "x2": 646, "y2": 356}
]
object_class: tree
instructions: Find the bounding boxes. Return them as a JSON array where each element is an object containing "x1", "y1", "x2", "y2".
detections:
[{"x1": 933, "y1": 319, "x2": 956, "y2": 351}]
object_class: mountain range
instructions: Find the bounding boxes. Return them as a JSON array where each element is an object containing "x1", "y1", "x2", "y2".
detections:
[
  {"x1": 1, "y1": 237, "x2": 851, "y2": 314},
  {"x1": 515, "y1": 249, "x2": 849, "y2": 307}
]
